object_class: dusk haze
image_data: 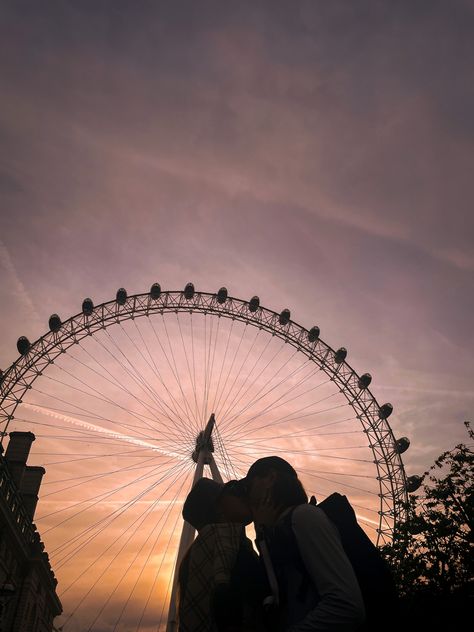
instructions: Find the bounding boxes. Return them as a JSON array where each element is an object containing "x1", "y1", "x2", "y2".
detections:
[{"x1": 0, "y1": 2, "x2": 473, "y2": 631}]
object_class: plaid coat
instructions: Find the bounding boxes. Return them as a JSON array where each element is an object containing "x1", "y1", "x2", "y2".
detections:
[{"x1": 178, "y1": 522, "x2": 253, "y2": 632}]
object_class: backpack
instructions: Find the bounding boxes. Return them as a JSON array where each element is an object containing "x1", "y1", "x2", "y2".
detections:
[
  {"x1": 315, "y1": 493, "x2": 399, "y2": 631},
  {"x1": 260, "y1": 493, "x2": 399, "y2": 632}
]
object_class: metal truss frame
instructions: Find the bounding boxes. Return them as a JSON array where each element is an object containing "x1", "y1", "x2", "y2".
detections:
[{"x1": 0, "y1": 288, "x2": 409, "y2": 544}]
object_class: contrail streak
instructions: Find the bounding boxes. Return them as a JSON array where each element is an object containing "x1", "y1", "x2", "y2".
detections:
[{"x1": 23, "y1": 402, "x2": 188, "y2": 461}]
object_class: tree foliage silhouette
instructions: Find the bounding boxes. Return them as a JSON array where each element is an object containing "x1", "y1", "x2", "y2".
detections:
[{"x1": 382, "y1": 421, "x2": 473, "y2": 599}]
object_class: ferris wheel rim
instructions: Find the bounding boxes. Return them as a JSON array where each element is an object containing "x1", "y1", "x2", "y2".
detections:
[{"x1": 0, "y1": 286, "x2": 409, "y2": 543}]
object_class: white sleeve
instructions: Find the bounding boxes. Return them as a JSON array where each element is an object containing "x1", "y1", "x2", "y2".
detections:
[{"x1": 288, "y1": 504, "x2": 366, "y2": 632}]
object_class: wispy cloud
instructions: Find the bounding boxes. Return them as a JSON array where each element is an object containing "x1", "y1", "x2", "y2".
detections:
[{"x1": 0, "y1": 239, "x2": 41, "y2": 323}]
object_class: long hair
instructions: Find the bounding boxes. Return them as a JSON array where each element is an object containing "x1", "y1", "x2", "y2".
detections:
[{"x1": 271, "y1": 472, "x2": 308, "y2": 508}]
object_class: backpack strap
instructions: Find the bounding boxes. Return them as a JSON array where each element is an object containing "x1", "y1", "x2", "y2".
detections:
[
  {"x1": 265, "y1": 506, "x2": 319, "y2": 605},
  {"x1": 255, "y1": 526, "x2": 280, "y2": 608}
]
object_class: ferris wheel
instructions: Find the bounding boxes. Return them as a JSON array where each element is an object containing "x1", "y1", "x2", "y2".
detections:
[{"x1": 0, "y1": 284, "x2": 420, "y2": 631}]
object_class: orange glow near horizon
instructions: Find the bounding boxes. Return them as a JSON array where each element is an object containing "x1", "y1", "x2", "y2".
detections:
[{"x1": 3, "y1": 310, "x2": 386, "y2": 630}]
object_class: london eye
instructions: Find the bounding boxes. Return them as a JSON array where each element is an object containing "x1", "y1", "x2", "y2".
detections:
[{"x1": 0, "y1": 285, "x2": 417, "y2": 631}]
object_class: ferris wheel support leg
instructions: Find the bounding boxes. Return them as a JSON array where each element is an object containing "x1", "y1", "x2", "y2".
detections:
[
  {"x1": 166, "y1": 414, "x2": 223, "y2": 632},
  {"x1": 165, "y1": 453, "x2": 204, "y2": 632},
  {"x1": 207, "y1": 453, "x2": 223, "y2": 484}
]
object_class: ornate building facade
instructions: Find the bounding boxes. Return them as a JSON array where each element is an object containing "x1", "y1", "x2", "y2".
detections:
[{"x1": 0, "y1": 432, "x2": 62, "y2": 631}]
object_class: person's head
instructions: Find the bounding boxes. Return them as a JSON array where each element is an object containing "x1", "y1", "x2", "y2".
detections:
[
  {"x1": 239, "y1": 456, "x2": 308, "y2": 512},
  {"x1": 215, "y1": 479, "x2": 252, "y2": 525},
  {"x1": 182, "y1": 477, "x2": 252, "y2": 531}
]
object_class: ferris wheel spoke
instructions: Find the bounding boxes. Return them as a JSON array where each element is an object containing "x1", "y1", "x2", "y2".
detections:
[
  {"x1": 189, "y1": 312, "x2": 200, "y2": 420},
  {"x1": 27, "y1": 378, "x2": 168, "y2": 442},
  {"x1": 225, "y1": 396, "x2": 345, "y2": 442},
  {"x1": 146, "y1": 316, "x2": 201, "y2": 433},
  {"x1": 226, "y1": 420, "x2": 361, "y2": 444},
  {"x1": 38, "y1": 456, "x2": 182, "y2": 527},
  {"x1": 157, "y1": 566, "x2": 175, "y2": 632},
  {"x1": 22, "y1": 408, "x2": 191, "y2": 462},
  {"x1": 0, "y1": 288, "x2": 409, "y2": 630},
  {"x1": 227, "y1": 444, "x2": 372, "y2": 464},
  {"x1": 175, "y1": 313, "x2": 201, "y2": 429},
  {"x1": 221, "y1": 362, "x2": 326, "y2": 436},
  {"x1": 155, "y1": 315, "x2": 202, "y2": 432},
  {"x1": 203, "y1": 314, "x2": 222, "y2": 423},
  {"x1": 41, "y1": 455, "x2": 166, "y2": 497},
  {"x1": 213, "y1": 422, "x2": 238, "y2": 480},
  {"x1": 118, "y1": 321, "x2": 177, "y2": 404},
  {"x1": 217, "y1": 338, "x2": 297, "y2": 430},
  {"x1": 229, "y1": 439, "x2": 368, "y2": 453},
  {"x1": 301, "y1": 468, "x2": 375, "y2": 480},
  {"x1": 14, "y1": 410, "x2": 166, "y2": 445},
  {"x1": 304, "y1": 486, "x2": 380, "y2": 523},
  {"x1": 53, "y1": 357, "x2": 162, "y2": 429},
  {"x1": 59, "y1": 460, "x2": 191, "y2": 630},
  {"x1": 209, "y1": 316, "x2": 238, "y2": 415},
  {"x1": 104, "y1": 326, "x2": 197, "y2": 440},
  {"x1": 111, "y1": 466, "x2": 192, "y2": 632},
  {"x1": 58, "y1": 467, "x2": 177, "y2": 589},
  {"x1": 283, "y1": 419, "x2": 361, "y2": 437},
  {"x1": 38, "y1": 446, "x2": 157, "y2": 468},
  {"x1": 219, "y1": 353, "x2": 315, "y2": 431},
  {"x1": 200, "y1": 313, "x2": 210, "y2": 423},
  {"x1": 74, "y1": 342, "x2": 192, "y2": 440},
  {"x1": 70, "y1": 345, "x2": 189, "y2": 440},
  {"x1": 93, "y1": 330, "x2": 192, "y2": 441},
  {"x1": 299, "y1": 469, "x2": 379, "y2": 494},
  {"x1": 14, "y1": 414, "x2": 157, "y2": 449},
  {"x1": 30, "y1": 379, "x2": 187, "y2": 446},
  {"x1": 347, "y1": 502, "x2": 380, "y2": 515},
  {"x1": 153, "y1": 502, "x2": 188, "y2": 632},
  {"x1": 224, "y1": 454, "x2": 377, "y2": 492},
  {"x1": 50, "y1": 459, "x2": 190, "y2": 572},
  {"x1": 210, "y1": 319, "x2": 249, "y2": 422},
  {"x1": 41, "y1": 371, "x2": 183, "y2": 443},
  {"x1": 357, "y1": 519, "x2": 379, "y2": 532},
  {"x1": 210, "y1": 324, "x2": 261, "y2": 420},
  {"x1": 97, "y1": 329, "x2": 179, "y2": 417},
  {"x1": 15, "y1": 411, "x2": 191, "y2": 464},
  {"x1": 40, "y1": 459, "x2": 164, "y2": 489},
  {"x1": 219, "y1": 448, "x2": 377, "y2": 498}
]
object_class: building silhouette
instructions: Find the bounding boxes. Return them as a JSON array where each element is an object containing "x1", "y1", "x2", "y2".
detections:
[{"x1": 0, "y1": 432, "x2": 62, "y2": 631}]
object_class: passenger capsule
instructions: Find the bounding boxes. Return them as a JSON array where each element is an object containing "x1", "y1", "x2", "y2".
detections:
[
  {"x1": 48, "y1": 314, "x2": 62, "y2": 333},
  {"x1": 116, "y1": 288, "x2": 128, "y2": 306},
  {"x1": 17, "y1": 336, "x2": 31, "y2": 356},
  {"x1": 334, "y1": 347, "x2": 347, "y2": 364},
  {"x1": 395, "y1": 437, "x2": 410, "y2": 454},
  {"x1": 82, "y1": 298, "x2": 94, "y2": 316},
  {"x1": 358, "y1": 373, "x2": 372, "y2": 389},
  {"x1": 378, "y1": 403, "x2": 393, "y2": 419},
  {"x1": 217, "y1": 287, "x2": 228, "y2": 304},
  {"x1": 406, "y1": 475, "x2": 423, "y2": 493},
  {"x1": 150, "y1": 283, "x2": 161, "y2": 300},
  {"x1": 184, "y1": 283, "x2": 195, "y2": 300},
  {"x1": 249, "y1": 296, "x2": 260, "y2": 312},
  {"x1": 308, "y1": 326, "x2": 320, "y2": 343},
  {"x1": 279, "y1": 309, "x2": 291, "y2": 326}
]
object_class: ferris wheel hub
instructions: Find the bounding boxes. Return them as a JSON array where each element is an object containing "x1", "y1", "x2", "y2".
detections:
[{"x1": 191, "y1": 414, "x2": 216, "y2": 464}]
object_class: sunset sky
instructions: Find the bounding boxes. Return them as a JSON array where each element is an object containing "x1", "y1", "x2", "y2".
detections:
[{"x1": 1, "y1": 1, "x2": 473, "y2": 630}]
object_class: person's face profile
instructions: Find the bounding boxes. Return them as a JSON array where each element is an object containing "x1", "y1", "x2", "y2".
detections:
[
  {"x1": 217, "y1": 493, "x2": 252, "y2": 525},
  {"x1": 247, "y1": 471, "x2": 275, "y2": 507}
]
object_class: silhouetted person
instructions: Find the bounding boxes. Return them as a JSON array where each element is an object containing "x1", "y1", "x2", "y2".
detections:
[
  {"x1": 178, "y1": 478, "x2": 268, "y2": 632},
  {"x1": 238, "y1": 457, "x2": 365, "y2": 632}
]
